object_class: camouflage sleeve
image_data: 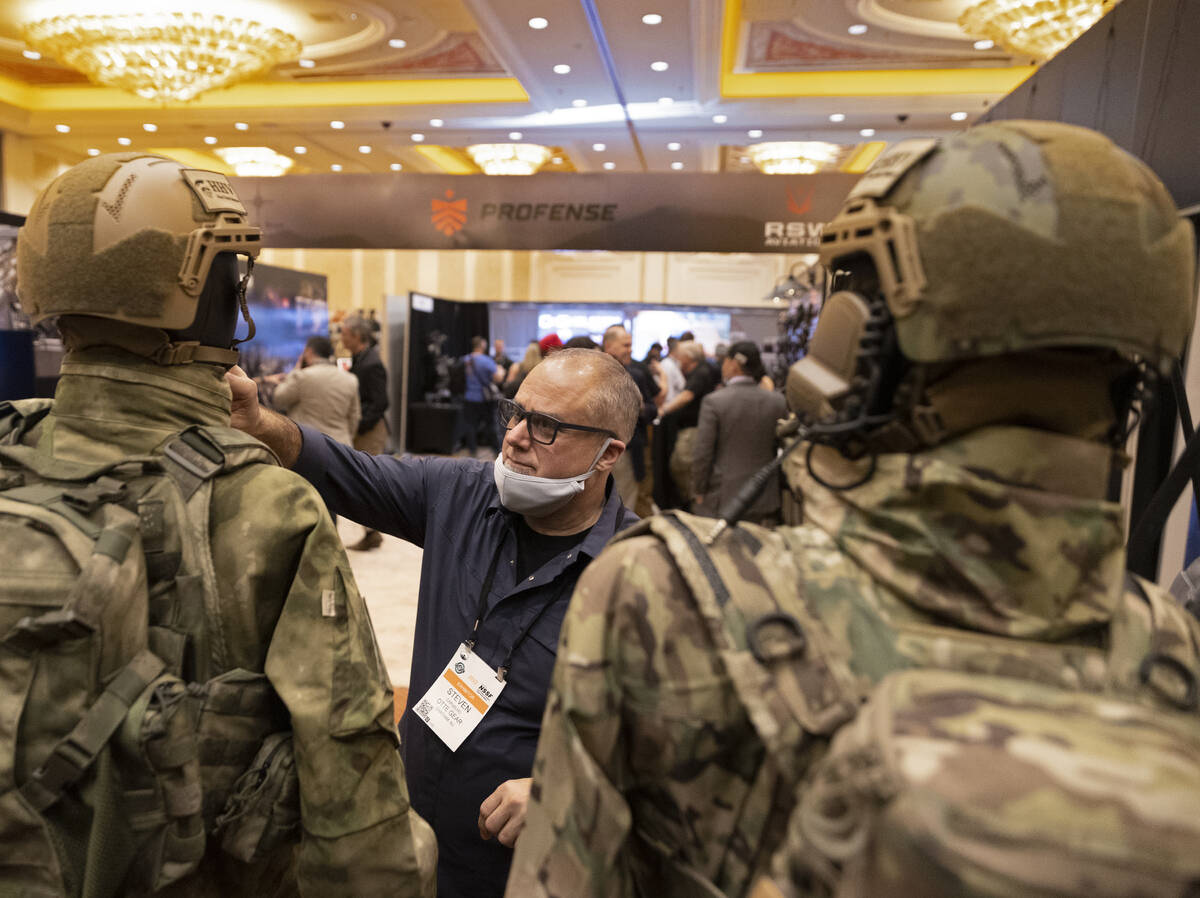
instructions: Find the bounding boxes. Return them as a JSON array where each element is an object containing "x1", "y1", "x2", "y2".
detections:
[
  {"x1": 507, "y1": 537, "x2": 680, "y2": 898},
  {"x1": 256, "y1": 474, "x2": 436, "y2": 897}
]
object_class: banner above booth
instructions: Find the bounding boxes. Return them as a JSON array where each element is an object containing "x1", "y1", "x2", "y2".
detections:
[{"x1": 230, "y1": 172, "x2": 861, "y2": 253}]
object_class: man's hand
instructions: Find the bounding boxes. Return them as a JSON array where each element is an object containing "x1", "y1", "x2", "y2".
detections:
[
  {"x1": 225, "y1": 365, "x2": 303, "y2": 467},
  {"x1": 477, "y1": 777, "x2": 531, "y2": 847},
  {"x1": 226, "y1": 365, "x2": 263, "y2": 435}
]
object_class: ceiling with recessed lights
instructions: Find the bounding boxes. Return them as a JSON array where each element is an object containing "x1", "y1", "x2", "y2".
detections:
[{"x1": 0, "y1": 0, "x2": 1047, "y2": 181}]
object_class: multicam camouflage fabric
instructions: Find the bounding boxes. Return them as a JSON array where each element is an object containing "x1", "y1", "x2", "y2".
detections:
[
  {"x1": 5, "y1": 347, "x2": 435, "y2": 898},
  {"x1": 506, "y1": 425, "x2": 1200, "y2": 898}
]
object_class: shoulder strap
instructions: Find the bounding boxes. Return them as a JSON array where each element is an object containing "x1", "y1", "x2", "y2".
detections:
[
  {"x1": 158, "y1": 425, "x2": 278, "y2": 501},
  {"x1": 0, "y1": 399, "x2": 54, "y2": 446},
  {"x1": 632, "y1": 512, "x2": 860, "y2": 754},
  {"x1": 1108, "y1": 573, "x2": 1200, "y2": 712}
]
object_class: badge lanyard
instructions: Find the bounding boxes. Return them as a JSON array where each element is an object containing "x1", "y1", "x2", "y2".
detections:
[
  {"x1": 466, "y1": 536, "x2": 565, "y2": 681},
  {"x1": 414, "y1": 527, "x2": 571, "y2": 751}
]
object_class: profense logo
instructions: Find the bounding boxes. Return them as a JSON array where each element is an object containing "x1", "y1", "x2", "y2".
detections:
[{"x1": 432, "y1": 189, "x2": 468, "y2": 235}]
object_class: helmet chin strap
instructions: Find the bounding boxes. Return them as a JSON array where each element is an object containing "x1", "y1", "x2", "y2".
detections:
[{"x1": 231, "y1": 254, "x2": 257, "y2": 349}]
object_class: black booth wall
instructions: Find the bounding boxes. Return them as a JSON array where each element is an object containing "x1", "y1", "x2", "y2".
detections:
[{"x1": 406, "y1": 294, "x2": 489, "y2": 454}]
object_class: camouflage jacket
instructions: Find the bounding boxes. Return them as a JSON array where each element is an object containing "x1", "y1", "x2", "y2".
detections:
[
  {"x1": 21, "y1": 348, "x2": 435, "y2": 898},
  {"x1": 506, "y1": 426, "x2": 1200, "y2": 898}
]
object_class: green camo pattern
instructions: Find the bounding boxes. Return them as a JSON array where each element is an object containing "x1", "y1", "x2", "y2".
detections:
[
  {"x1": 10, "y1": 347, "x2": 435, "y2": 898},
  {"x1": 854, "y1": 121, "x2": 1196, "y2": 369},
  {"x1": 506, "y1": 424, "x2": 1200, "y2": 898}
]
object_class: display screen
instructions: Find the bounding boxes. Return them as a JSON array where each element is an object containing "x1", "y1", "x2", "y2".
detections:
[
  {"x1": 237, "y1": 262, "x2": 329, "y2": 378},
  {"x1": 630, "y1": 309, "x2": 730, "y2": 360}
]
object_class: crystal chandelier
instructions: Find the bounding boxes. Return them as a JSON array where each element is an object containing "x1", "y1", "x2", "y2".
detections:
[
  {"x1": 466, "y1": 143, "x2": 552, "y2": 176},
  {"x1": 23, "y1": 12, "x2": 302, "y2": 103},
  {"x1": 747, "y1": 142, "x2": 840, "y2": 175},
  {"x1": 215, "y1": 146, "x2": 293, "y2": 177},
  {"x1": 958, "y1": 0, "x2": 1117, "y2": 59}
]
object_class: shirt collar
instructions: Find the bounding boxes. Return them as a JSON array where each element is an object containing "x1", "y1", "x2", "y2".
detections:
[{"x1": 725, "y1": 375, "x2": 755, "y2": 386}]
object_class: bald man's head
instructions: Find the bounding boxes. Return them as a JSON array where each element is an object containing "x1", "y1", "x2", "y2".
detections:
[{"x1": 529, "y1": 347, "x2": 641, "y2": 442}]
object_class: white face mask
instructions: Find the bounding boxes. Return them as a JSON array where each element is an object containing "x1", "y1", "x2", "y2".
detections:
[{"x1": 492, "y1": 438, "x2": 613, "y2": 517}]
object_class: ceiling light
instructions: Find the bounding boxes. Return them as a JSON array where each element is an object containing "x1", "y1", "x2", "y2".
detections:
[
  {"x1": 358, "y1": 145, "x2": 372, "y2": 154},
  {"x1": 293, "y1": 145, "x2": 307, "y2": 154},
  {"x1": 739, "y1": 155, "x2": 749, "y2": 163},
  {"x1": 87, "y1": 148, "x2": 100, "y2": 156},
  {"x1": 23, "y1": 12, "x2": 302, "y2": 103},
  {"x1": 603, "y1": 161, "x2": 615, "y2": 170},
  {"x1": 142, "y1": 123, "x2": 157, "y2": 132},
  {"x1": 951, "y1": 111, "x2": 969, "y2": 121},
  {"x1": 553, "y1": 64, "x2": 571, "y2": 74},
  {"x1": 528, "y1": 17, "x2": 549, "y2": 29},
  {"x1": 412, "y1": 133, "x2": 426, "y2": 142},
  {"x1": 552, "y1": 156, "x2": 563, "y2": 164},
  {"x1": 712, "y1": 114, "x2": 727, "y2": 124},
  {"x1": 642, "y1": 14, "x2": 663, "y2": 24},
  {"x1": 829, "y1": 113, "x2": 846, "y2": 122},
  {"x1": 650, "y1": 61, "x2": 669, "y2": 71},
  {"x1": 331, "y1": 164, "x2": 342, "y2": 172},
  {"x1": 658, "y1": 96, "x2": 673, "y2": 105},
  {"x1": 389, "y1": 38, "x2": 407, "y2": 48},
  {"x1": 215, "y1": 146, "x2": 294, "y2": 177},
  {"x1": 235, "y1": 122, "x2": 249, "y2": 131},
  {"x1": 860, "y1": 128, "x2": 876, "y2": 137},
  {"x1": 22, "y1": 49, "x2": 41, "y2": 60},
  {"x1": 467, "y1": 143, "x2": 552, "y2": 175},
  {"x1": 430, "y1": 118, "x2": 444, "y2": 127},
  {"x1": 974, "y1": 38, "x2": 995, "y2": 49},
  {"x1": 667, "y1": 141, "x2": 681, "y2": 151},
  {"x1": 204, "y1": 136, "x2": 218, "y2": 145},
  {"x1": 593, "y1": 142, "x2": 606, "y2": 151},
  {"x1": 670, "y1": 161, "x2": 683, "y2": 170},
  {"x1": 390, "y1": 162, "x2": 403, "y2": 171},
  {"x1": 748, "y1": 129, "x2": 763, "y2": 138},
  {"x1": 848, "y1": 23, "x2": 868, "y2": 34},
  {"x1": 330, "y1": 120, "x2": 345, "y2": 130},
  {"x1": 509, "y1": 131, "x2": 523, "y2": 140},
  {"x1": 117, "y1": 137, "x2": 131, "y2": 146},
  {"x1": 748, "y1": 141, "x2": 840, "y2": 175},
  {"x1": 55, "y1": 124, "x2": 70, "y2": 133},
  {"x1": 298, "y1": 58, "x2": 315, "y2": 68},
  {"x1": 959, "y1": 0, "x2": 1114, "y2": 58},
  {"x1": 572, "y1": 99, "x2": 588, "y2": 107}
]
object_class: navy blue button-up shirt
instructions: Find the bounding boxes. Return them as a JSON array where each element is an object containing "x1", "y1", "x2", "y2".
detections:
[{"x1": 293, "y1": 427, "x2": 634, "y2": 898}]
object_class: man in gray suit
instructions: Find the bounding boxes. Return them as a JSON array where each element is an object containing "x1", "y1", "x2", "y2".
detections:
[{"x1": 692, "y1": 341, "x2": 787, "y2": 525}]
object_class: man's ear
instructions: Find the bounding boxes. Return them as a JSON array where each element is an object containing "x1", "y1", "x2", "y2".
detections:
[{"x1": 594, "y1": 439, "x2": 626, "y2": 474}]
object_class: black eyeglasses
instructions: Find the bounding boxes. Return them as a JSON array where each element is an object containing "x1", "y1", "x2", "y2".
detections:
[{"x1": 498, "y1": 398, "x2": 616, "y2": 445}]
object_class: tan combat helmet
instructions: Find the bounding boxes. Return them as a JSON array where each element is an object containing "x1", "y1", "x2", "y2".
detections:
[
  {"x1": 17, "y1": 152, "x2": 261, "y2": 364},
  {"x1": 789, "y1": 121, "x2": 1196, "y2": 446},
  {"x1": 819, "y1": 120, "x2": 1194, "y2": 372}
]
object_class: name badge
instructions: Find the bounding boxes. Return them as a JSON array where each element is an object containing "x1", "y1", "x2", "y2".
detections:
[{"x1": 414, "y1": 642, "x2": 507, "y2": 751}]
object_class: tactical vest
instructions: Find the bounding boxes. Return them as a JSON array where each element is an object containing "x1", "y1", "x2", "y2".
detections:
[
  {"x1": 628, "y1": 511, "x2": 1200, "y2": 898},
  {"x1": 0, "y1": 400, "x2": 300, "y2": 897}
]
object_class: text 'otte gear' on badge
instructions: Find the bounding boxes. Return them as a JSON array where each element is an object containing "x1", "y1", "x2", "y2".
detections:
[{"x1": 416, "y1": 642, "x2": 506, "y2": 751}]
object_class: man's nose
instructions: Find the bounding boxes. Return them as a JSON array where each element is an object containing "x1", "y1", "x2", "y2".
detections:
[{"x1": 504, "y1": 416, "x2": 532, "y2": 449}]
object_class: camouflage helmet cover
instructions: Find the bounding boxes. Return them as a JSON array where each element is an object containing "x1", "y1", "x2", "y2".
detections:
[
  {"x1": 818, "y1": 121, "x2": 1196, "y2": 372},
  {"x1": 17, "y1": 152, "x2": 261, "y2": 329}
]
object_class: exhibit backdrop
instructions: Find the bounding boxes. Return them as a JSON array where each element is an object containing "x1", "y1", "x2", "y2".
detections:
[{"x1": 229, "y1": 172, "x2": 860, "y2": 254}]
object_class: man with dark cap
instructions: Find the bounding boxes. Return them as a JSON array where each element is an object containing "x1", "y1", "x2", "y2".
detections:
[{"x1": 692, "y1": 340, "x2": 787, "y2": 525}]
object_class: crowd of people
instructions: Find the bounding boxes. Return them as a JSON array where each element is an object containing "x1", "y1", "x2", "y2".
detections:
[{"x1": 3, "y1": 119, "x2": 1200, "y2": 898}]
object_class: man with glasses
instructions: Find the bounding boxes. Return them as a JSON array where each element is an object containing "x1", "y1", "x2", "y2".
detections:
[{"x1": 224, "y1": 348, "x2": 641, "y2": 898}]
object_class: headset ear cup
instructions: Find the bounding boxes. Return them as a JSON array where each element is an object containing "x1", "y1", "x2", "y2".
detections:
[{"x1": 168, "y1": 253, "x2": 241, "y2": 348}]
